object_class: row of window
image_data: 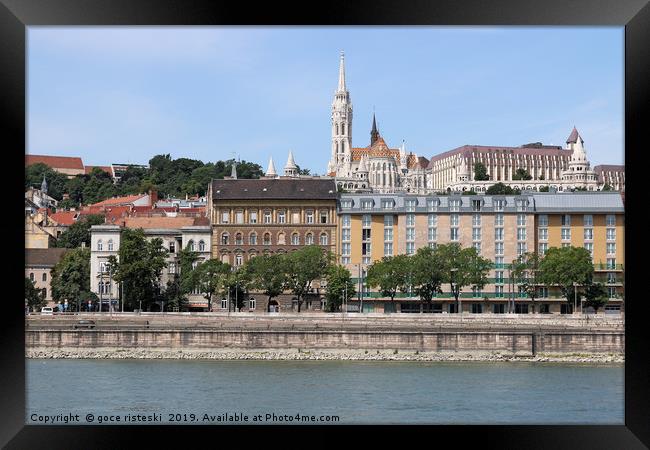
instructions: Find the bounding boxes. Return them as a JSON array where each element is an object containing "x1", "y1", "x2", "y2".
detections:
[
  {"x1": 97, "y1": 239, "x2": 208, "y2": 252},
  {"x1": 538, "y1": 214, "x2": 617, "y2": 227},
  {"x1": 220, "y1": 231, "x2": 329, "y2": 246},
  {"x1": 29, "y1": 272, "x2": 47, "y2": 282},
  {"x1": 220, "y1": 209, "x2": 330, "y2": 225},
  {"x1": 343, "y1": 198, "x2": 528, "y2": 212}
]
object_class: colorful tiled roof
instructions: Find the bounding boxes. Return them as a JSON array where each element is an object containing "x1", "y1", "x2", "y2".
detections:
[
  {"x1": 122, "y1": 216, "x2": 197, "y2": 229},
  {"x1": 49, "y1": 211, "x2": 78, "y2": 226},
  {"x1": 25, "y1": 155, "x2": 84, "y2": 170},
  {"x1": 88, "y1": 194, "x2": 147, "y2": 207}
]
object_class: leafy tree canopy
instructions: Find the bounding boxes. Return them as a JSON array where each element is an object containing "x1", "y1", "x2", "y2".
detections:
[
  {"x1": 50, "y1": 247, "x2": 92, "y2": 311},
  {"x1": 538, "y1": 246, "x2": 594, "y2": 301},
  {"x1": 473, "y1": 162, "x2": 490, "y2": 181},
  {"x1": 25, "y1": 278, "x2": 46, "y2": 311},
  {"x1": 325, "y1": 265, "x2": 356, "y2": 312},
  {"x1": 366, "y1": 254, "x2": 411, "y2": 301}
]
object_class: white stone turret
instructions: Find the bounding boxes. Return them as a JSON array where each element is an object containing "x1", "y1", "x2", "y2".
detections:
[
  {"x1": 284, "y1": 150, "x2": 298, "y2": 177},
  {"x1": 230, "y1": 161, "x2": 237, "y2": 179},
  {"x1": 399, "y1": 140, "x2": 408, "y2": 172},
  {"x1": 357, "y1": 154, "x2": 369, "y2": 181},
  {"x1": 266, "y1": 157, "x2": 277, "y2": 177},
  {"x1": 457, "y1": 155, "x2": 470, "y2": 182}
]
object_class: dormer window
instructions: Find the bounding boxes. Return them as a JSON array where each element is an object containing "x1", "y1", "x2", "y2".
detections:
[
  {"x1": 361, "y1": 200, "x2": 374, "y2": 210},
  {"x1": 449, "y1": 199, "x2": 461, "y2": 212},
  {"x1": 340, "y1": 200, "x2": 353, "y2": 209},
  {"x1": 381, "y1": 199, "x2": 394, "y2": 210},
  {"x1": 405, "y1": 198, "x2": 417, "y2": 212}
]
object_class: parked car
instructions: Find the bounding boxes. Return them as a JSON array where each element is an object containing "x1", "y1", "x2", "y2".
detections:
[
  {"x1": 40, "y1": 307, "x2": 53, "y2": 315},
  {"x1": 73, "y1": 320, "x2": 96, "y2": 329}
]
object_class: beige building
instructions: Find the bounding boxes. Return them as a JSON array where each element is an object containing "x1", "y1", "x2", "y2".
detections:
[{"x1": 25, "y1": 248, "x2": 69, "y2": 308}]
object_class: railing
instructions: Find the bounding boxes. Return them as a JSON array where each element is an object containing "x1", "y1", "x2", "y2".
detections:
[{"x1": 593, "y1": 263, "x2": 624, "y2": 271}]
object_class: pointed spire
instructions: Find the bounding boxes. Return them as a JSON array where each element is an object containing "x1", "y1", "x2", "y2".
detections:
[
  {"x1": 284, "y1": 150, "x2": 298, "y2": 177},
  {"x1": 266, "y1": 156, "x2": 277, "y2": 177},
  {"x1": 41, "y1": 175, "x2": 48, "y2": 195},
  {"x1": 230, "y1": 161, "x2": 237, "y2": 179},
  {"x1": 337, "y1": 50, "x2": 346, "y2": 92},
  {"x1": 370, "y1": 113, "x2": 379, "y2": 146},
  {"x1": 566, "y1": 126, "x2": 582, "y2": 144},
  {"x1": 358, "y1": 153, "x2": 368, "y2": 172},
  {"x1": 286, "y1": 150, "x2": 297, "y2": 169}
]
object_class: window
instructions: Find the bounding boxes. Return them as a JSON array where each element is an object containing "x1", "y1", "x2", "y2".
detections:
[
  {"x1": 221, "y1": 299, "x2": 228, "y2": 309},
  {"x1": 495, "y1": 242, "x2": 504, "y2": 256},
  {"x1": 250, "y1": 233, "x2": 257, "y2": 245},
  {"x1": 343, "y1": 228, "x2": 351, "y2": 241},
  {"x1": 235, "y1": 211, "x2": 244, "y2": 224},
  {"x1": 342, "y1": 243, "x2": 351, "y2": 257},
  {"x1": 42, "y1": 288, "x2": 47, "y2": 298},
  {"x1": 450, "y1": 214, "x2": 459, "y2": 226},
  {"x1": 494, "y1": 199, "x2": 505, "y2": 211},
  {"x1": 220, "y1": 234, "x2": 228, "y2": 246},
  {"x1": 606, "y1": 215, "x2": 616, "y2": 227},
  {"x1": 406, "y1": 228, "x2": 415, "y2": 241},
  {"x1": 538, "y1": 228, "x2": 548, "y2": 241},
  {"x1": 562, "y1": 242, "x2": 571, "y2": 248},
  {"x1": 320, "y1": 211, "x2": 328, "y2": 224},
  {"x1": 97, "y1": 240, "x2": 103, "y2": 251},
  {"x1": 538, "y1": 287, "x2": 548, "y2": 298},
  {"x1": 264, "y1": 210, "x2": 272, "y2": 224},
  {"x1": 495, "y1": 257, "x2": 504, "y2": 268},
  {"x1": 42, "y1": 273, "x2": 47, "y2": 282},
  {"x1": 495, "y1": 213, "x2": 504, "y2": 226},
  {"x1": 607, "y1": 273, "x2": 616, "y2": 284},
  {"x1": 340, "y1": 200, "x2": 353, "y2": 209},
  {"x1": 471, "y1": 304, "x2": 483, "y2": 314},
  {"x1": 384, "y1": 242, "x2": 393, "y2": 256},
  {"x1": 472, "y1": 227, "x2": 481, "y2": 241},
  {"x1": 608, "y1": 287, "x2": 617, "y2": 298},
  {"x1": 472, "y1": 200, "x2": 482, "y2": 212},
  {"x1": 249, "y1": 298, "x2": 256, "y2": 310},
  {"x1": 561, "y1": 228, "x2": 571, "y2": 241},
  {"x1": 249, "y1": 211, "x2": 258, "y2": 224},
  {"x1": 405, "y1": 198, "x2": 417, "y2": 211},
  {"x1": 108, "y1": 240, "x2": 114, "y2": 251},
  {"x1": 342, "y1": 214, "x2": 351, "y2": 227},
  {"x1": 607, "y1": 243, "x2": 616, "y2": 255},
  {"x1": 449, "y1": 199, "x2": 461, "y2": 212},
  {"x1": 306, "y1": 210, "x2": 314, "y2": 224},
  {"x1": 427, "y1": 198, "x2": 439, "y2": 212},
  {"x1": 450, "y1": 228, "x2": 459, "y2": 241},
  {"x1": 583, "y1": 228, "x2": 593, "y2": 240},
  {"x1": 515, "y1": 304, "x2": 529, "y2": 314},
  {"x1": 406, "y1": 214, "x2": 415, "y2": 226},
  {"x1": 584, "y1": 243, "x2": 594, "y2": 258},
  {"x1": 381, "y1": 199, "x2": 394, "y2": 209},
  {"x1": 538, "y1": 243, "x2": 548, "y2": 255},
  {"x1": 406, "y1": 242, "x2": 415, "y2": 255},
  {"x1": 428, "y1": 214, "x2": 437, "y2": 227},
  {"x1": 99, "y1": 261, "x2": 110, "y2": 273},
  {"x1": 29, "y1": 273, "x2": 34, "y2": 281},
  {"x1": 561, "y1": 215, "x2": 571, "y2": 226},
  {"x1": 517, "y1": 214, "x2": 526, "y2": 226},
  {"x1": 362, "y1": 214, "x2": 371, "y2": 228},
  {"x1": 292, "y1": 233, "x2": 300, "y2": 245},
  {"x1": 583, "y1": 215, "x2": 593, "y2": 227},
  {"x1": 319, "y1": 233, "x2": 328, "y2": 245},
  {"x1": 472, "y1": 214, "x2": 481, "y2": 226},
  {"x1": 538, "y1": 215, "x2": 548, "y2": 227},
  {"x1": 495, "y1": 228, "x2": 504, "y2": 241},
  {"x1": 292, "y1": 211, "x2": 300, "y2": 224},
  {"x1": 199, "y1": 240, "x2": 206, "y2": 251},
  {"x1": 235, "y1": 254, "x2": 243, "y2": 266},
  {"x1": 516, "y1": 199, "x2": 528, "y2": 212},
  {"x1": 169, "y1": 241, "x2": 175, "y2": 253},
  {"x1": 517, "y1": 228, "x2": 526, "y2": 241},
  {"x1": 473, "y1": 242, "x2": 481, "y2": 253},
  {"x1": 495, "y1": 286, "x2": 504, "y2": 298},
  {"x1": 278, "y1": 210, "x2": 286, "y2": 224},
  {"x1": 606, "y1": 228, "x2": 616, "y2": 240},
  {"x1": 278, "y1": 232, "x2": 286, "y2": 245},
  {"x1": 428, "y1": 227, "x2": 436, "y2": 242},
  {"x1": 235, "y1": 233, "x2": 243, "y2": 246},
  {"x1": 384, "y1": 215, "x2": 394, "y2": 227},
  {"x1": 384, "y1": 227, "x2": 393, "y2": 242},
  {"x1": 362, "y1": 216, "x2": 372, "y2": 264},
  {"x1": 221, "y1": 211, "x2": 230, "y2": 223},
  {"x1": 168, "y1": 262, "x2": 176, "y2": 274},
  {"x1": 263, "y1": 233, "x2": 271, "y2": 245},
  {"x1": 517, "y1": 242, "x2": 527, "y2": 256},
  {"x1": 305, "y1": 233, "x2": 314, "y2": 245},
  {"x1": 495, "y1": 271, "x2": 504, "y2": 284}
]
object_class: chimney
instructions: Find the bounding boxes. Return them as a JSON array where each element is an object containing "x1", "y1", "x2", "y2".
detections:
[{"x1": 149, "y1": 189, "x2": 158, "y2": 206}]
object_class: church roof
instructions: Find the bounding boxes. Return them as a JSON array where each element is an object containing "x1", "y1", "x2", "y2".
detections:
[
  {"x1": 26, "y1": 154, "x2": 84, "y2": 170},
  {"x1": 566, "y1": 127, "x2": 583, "y2": 144}
]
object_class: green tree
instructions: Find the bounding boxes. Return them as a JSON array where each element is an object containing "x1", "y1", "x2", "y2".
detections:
[
  {"x1": 162, "y1": 274, "x2": 187, "y2": 312},
  {"x1": 245, "y1": 254, "x2": 287, "y2": 312},
  {"x1": 178, "y1": 247, "x2": 200, "y2": 297},
  {"x1": 224, "y1": 267, "x2": 251, "y2": 312},
  {"x1": 194, "y1": 259, "x2": 231, "y2": 311},
  {"x1": 583, "y1": 282, "x2": 609, "y2": 313},
  {"x1": 50, "y1": 247, "x2": 91, "y2": 312},
  {"x1": 25, "y1": 163, "x2": 69, "y2": 201},
  {"x1": 410, "y1": 247, "x2": 444, "y2": 304},
  {"x1": 108, "y1": 228, "x2": 168, "y2": 311},
  {"x1": 284, "y1": 246, "x2": 331, "y2": 312},
  {"x1": 538, "y1": 186, "x2": 549, "y2": 192},
  {"x1": 436, "y1": 243, "x2": 493, "y2": 313},
  {"x1": 25, "y1": 278, "x2": 46, "y2": 311},
  {"x1": 56, "y1": 214, "x2": 105, "y2": 248},
  {"x1": 486, "y1": 182, "x2": 517, "y2": 195},
  {"x1": 324, "y1": 265, "x2": 356, "y2": 312},
  {"x1": 512, "y1": 168, "x2": 532, "y2": 180},
  {"x1": 473, "y1": 162, "x2": 490, "y2": 181},
  {"x1": 538, "y1": 246, "x2": 594, "y2": 311},
  {"x1": 511, "y1": 252, "x2": 543, "y2": 313},
  {"x1": 366, "y1": 254, "x2": 411, "y2": 303},
  {"x1": 601, "y1": 183, "x2": 613, "y2": 191}
]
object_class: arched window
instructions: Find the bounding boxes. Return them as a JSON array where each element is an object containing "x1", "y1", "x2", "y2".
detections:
[
  {"x1": 320, "y1": 233, "x2": 329, "y2": 245},
  {"x1": 235, "y1": 233, "x2": 243, "y2": 245},
  {"x1": 305, "y1": 233, "x2": 314, "y2": 245},
  {"x1": 263, "y1": 233, "x2": 271, "y2": 245},
  {"x1": 278, "y1": 232, "x2": 286, "y2": 245},
  {"x1": 107, "y1": 239, "x2": 113, "y2": 251},
  {"x1": 342, "y1": 123, "x2": 345, "y2": 135},
  {"x1": 336, "y1": 123, "x2": 339, "y2": 135},
  {"x1": 29, "y1": 273, "x2": 34, "y2": 281},
  {"x1": 198, "y1": 240, "x2": 206, "y2": 252},
  {"x1": 220, "y1": 234, "x2": 228, "y2": 245},
  {"x1": 221, "y1": 254, "x2": 229, "y2": 264},
  {"x1": 291, "y1": 233, "x2": 300, "y2": 245},
  {"x1": 97, "y1": 240, "x2": 103, "y2": 251},
  {"x1": 42, "y1": 273, "x2": 47, "y2": 282},
  {"x1": 250, "y1": 232, "x2": 257, "y2": 245},
  {"x1": 187, "y1": 240, "x2": 195, "y2": 251},
  {"x1": 235, "y1": 254, "x2": 243, "y2": 266}
]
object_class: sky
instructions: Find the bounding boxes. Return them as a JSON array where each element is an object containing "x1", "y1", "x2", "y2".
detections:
[{"x1": 27, "y1": 27, "x2": 624, "y2": 172}]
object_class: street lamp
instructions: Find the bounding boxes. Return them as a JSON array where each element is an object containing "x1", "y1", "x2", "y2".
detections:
[
  {"x1": 573, "y1": 282, "x2": 578, "y2": 315},
  {"x1": 450, "y1": 268, "x2": 459, "y2": 314}
]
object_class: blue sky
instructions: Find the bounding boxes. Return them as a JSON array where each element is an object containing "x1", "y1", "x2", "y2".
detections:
[{"x1": 27, "y1": 27, "x2": 624, "y2": 172}]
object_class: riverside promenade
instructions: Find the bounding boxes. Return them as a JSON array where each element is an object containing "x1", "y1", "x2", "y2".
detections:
[{"x1": 25, "y1": 312, "x2": 624, "y2": 362}]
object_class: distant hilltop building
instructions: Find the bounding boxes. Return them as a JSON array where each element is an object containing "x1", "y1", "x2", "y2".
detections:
[{"x1": 323, "y1": 52, "x2": 623, "y2": 193}]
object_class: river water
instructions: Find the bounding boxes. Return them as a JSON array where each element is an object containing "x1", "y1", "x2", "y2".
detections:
[{"x1": 26, "y1": 359, "x2": 623, "y2": 425}]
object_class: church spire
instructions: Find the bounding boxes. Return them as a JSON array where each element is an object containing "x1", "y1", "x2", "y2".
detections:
[
  {"x1": 40, "y1": 175, "x2": 48, "y2": 195},
  {"x1": 337, "y1": 51, "x2": 346, "y2": 92},
  {"x1": 370, "y1": 113, "x2": 379, "y2": 146},
  {"x1": 266, "y1": 156, "x2": 277, "y2": 177}
]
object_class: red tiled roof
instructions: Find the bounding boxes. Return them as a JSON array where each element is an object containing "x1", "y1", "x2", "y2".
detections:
[
  {"x1": 26, "y1": 155, "x2": 84, "y2": 170},
  {"x1": 88, "y1": 194, "x2": 147, "y2": 207},
  {"x1": 84, "y1": 165, "x2": 113, "y2": 175},
  {"x1": 49, "y1": 211, "x2": 78, "y2": 226},
  {"x1": 122, "y1": 216, "x2": 196, "y2": 229}
]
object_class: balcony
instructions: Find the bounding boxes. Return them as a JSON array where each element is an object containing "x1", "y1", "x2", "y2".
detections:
[{"x1": 594, "y1": 263, "x2": 624, "y2": 271}]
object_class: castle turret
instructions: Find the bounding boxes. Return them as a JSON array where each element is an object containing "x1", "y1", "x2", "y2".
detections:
[
  {"x1": 284, "y1": 150, "x2": 298, "y2": 177},
  {"x1": 265, "y1": 156, "x2": 277, "y2": 177}
]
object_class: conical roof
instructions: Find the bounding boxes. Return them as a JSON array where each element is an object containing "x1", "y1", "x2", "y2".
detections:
[
  {"x1": 266, "y1": 157, "x2": 277, "y2": 176},
  {"x1": 566, "y1": 126, "x2": 583, "y2": 144},
  {"x1": 285, "y1": 150, "x2": 297, "y2": 169}
]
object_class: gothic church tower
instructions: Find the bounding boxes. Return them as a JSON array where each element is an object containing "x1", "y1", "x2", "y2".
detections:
[{"x1": 328, "y1": 51, "x2": 353, "y2": 177}]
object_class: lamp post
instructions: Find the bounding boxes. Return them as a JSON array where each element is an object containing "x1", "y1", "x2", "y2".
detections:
[
  {"x1": 573, "y1": 282, "x2": 578, "y2": 315},
  {"x1": 450, "y1": 267, "x2": 458, "y2": 315}
]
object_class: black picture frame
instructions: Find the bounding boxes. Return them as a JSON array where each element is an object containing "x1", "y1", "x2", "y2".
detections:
[{"x1": 3, "y1": 0, "x2": 647, "y2": 447}]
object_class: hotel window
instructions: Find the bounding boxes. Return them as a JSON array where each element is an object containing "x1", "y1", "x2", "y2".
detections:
[
  {"x1": 384, "y1": 214, "x2": 394, "y2": 227},
  {"x1": 250, "y1": 233, "x2": 257, "y2": 245},
  {"x1": 517, "y1": 242, "x2": 527, "y2": 256},
  {"x1": 495, "y1": 213, "x2": 504, "y2": 226},
  {"x1": 381, "y1": 199, "x2": 394, "y2": 209},
  {"x1": 427, "y1": 198, "x2": 439, "y2": 212},
  {"x1": 342, "y1": 243, "x2": 351, "y2": 262},
  {"x1": 221, "y1": 211, "x2": 230, "y2": 224},
  {"x1": 384, "y1": 242, "x2": 393, "y2": 256},
  {"x1": 306, "y1": 210, "x2": 314, "y2": 224},
  {"x1": 340, "y1": 200, "x2": 353, "y2": 209},
  {"x1": 406, "y1": 242, "x2": 415, "y2": 255},
  {"x1": 538, "y1": 228, "x2": 548, "y2": 241},
  {"x1": 263, "y1": 210, "x2": 272, "y2": 224},
  {"x1": 495, "y1": 257, "x2": 504, "y2": 268},
  {"x1": 235, "y1": 211, "x2": 244, "y2": 224},
  {"x1": 362, "y1": 217, "x2": 372, "y2": 264},
  {"x1": 320, "y1": 233, "x2": 329, "y2": 246},
  {"x1": 99, "y1": 262, "x2": 110, "y2": 273},
  {"x1": 292, "y1": 233, "x2": 300, "y2": 245},
  {"x1": 235, "y1": 254, "x2": 243, "y2": 267},
  {"x1": 406, "y1": 227, "x2": 415, "y2": 241},
  {"x1": 495, "y1": 271, "x2": 504, "y2": 284},
  {"x1": 495, "y1": 228, "x2": 504, "y2": 241},
  {"x1": 472, "y1": 200, "x2": 482, "y2": 212},
  {"x1": 606, "y1": 228, "x2": 616, "y2": 240},
  {"x1": 342, "y1": 214, "x2": 351, "y2": 227},
  {"x1": 169, "y1": 241, "x2": 175, "y2": 253},
  {"x1": 362, "y1": 214, "x2": 372, "y2": 228},
  {"x1": 607, "y1": 243, "x2": 616, "y2": 255},
  {"x1": 188, "y1": 240, "x2": 196, "y2": 251},
  {"x1": 495, "y1": 242, "x2": 504, "y2": 256},
  {"x1": 107, "y1": 240, "x2": 113, "y2": 251},
  {"x1": 607, "y1": 273, "x2": 616, "y2": 284},
  {"x1": 342, "y1": 228, "x2": 351, "y2": 241},
  {"x1": 607, "y1": 258, "x2": 616, "y2": 269},
  {"x1": 561, "y1": 214, "x2": 571, "y2": 226},
  {"x1": 561, "y1": 228, "x2": 571, "y2": 241},
  {"x1": 517, "y1": 228, "x2": 526, "y2": 241},
  {"x1": 494, "y1": 199, "x2": 505, "y2": 212},
  {"x1": 220, "y1": 234, "x2": 228, "y2": 246},
  {"x1": 538, "y1": 215, "x2": 548, "y2": 227},
  {"x1": 428, "y1": 214, "x2": 437, "y2": 227},
  {"x1": 583, "y1": 215, "x2": 593, "y2": 227},
  {"x1": 606, "y1": 215, "x2": 616, "y2": 227},
  {"x1": 517, "y1": 214, "x2": 526, "y2": 226},
  {"x1": 449, "y1": 199, "x2": 461, "y2": 212},
  {"x1": 584, "y1": 242, "x2": 594, "y2": 258},
  {"x1": 450, "y1": 214, "x2": 459, "y2": 226},
  {"x1": 320, "y1": 211, "x2": 329, "y2": 224},
  {"x1": 249, "y1": 211, "x2": 258, "y2": 224},
  {"x1": 405, "y1": 198, "x2": 417, "y2": 212},
  {"x1": 305, "y1": 233, "x2": 314, "y2": 245},
  {"x1": 97, "y1": 240, "x2": 103, "y2": 251},
  {"x1": 199, "y1": 240, "x2": 206, "y2": 251},
  {"x1": 278, "y1": 210, "x2": 286, "y2": 224},
  {"x1": 583, "y1": 228, "x2": 593, "y2": 240},
  {"x1": 428, "y1": 227, "x2": 436, "y2": 242},
  {"x1": 608, "y1": 287, "x2": 617, "y2": 298},
  {"x1": 292, "y1": 211, "x2": 301, "y2": 224},
  {"x1": 450, "y1": 228, "x2": 459, "y2": 241},
  {"x1": 263, "y1": 233, "x2": 271, "y2": 245},
  {"x1": 472, "y1": 227, "x2": 481, "y2": 241},
  {"x1": 361, "y1": 200, "x2": 373, "y2": 210},
  {"x1": 473, "y1": 242, "x2": 481, "y2": 253},
  {"x1": 384, "y1": 228, "x2": 393, "y2": 243},
  {"x1": 538, "y1": 287, "x2": 548, "y2": 298},
  {"x1": 516, "y1": 199, "x2": 528, "y2": 212},
  {"x1": 495, "y1": 286, "x2": 504, "y2": 298},
  {"x1": 538, "y1": 243, "x2": 548, "y2": 255},
  {"x1": 406, "y1": 214, "x2": 415, "y2": 227},
  {"x1": 472, "y1": 214, "x2": 481, "y2": 226}
]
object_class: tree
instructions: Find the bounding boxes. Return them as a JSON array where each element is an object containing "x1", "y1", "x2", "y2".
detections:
[
  {"x1": 50, "y1": 247, "x2": 91, "y2": 312},
  {"x1": 366, "y1": 255, "x2": 411, "y2": 303},
  {"x1": 512, "y1": 168, "x2": 532, "y2": 180},
  {"x1": 25, "y1": 163, "x2": 69, "y2": 201},
  {"x1": 284, "y1": 246, "x2": 331, "y2": 312},
  {"x1": 108, "y1": 228, "x2": 168, "y2": 311},
  {"x1": 511, "y1": 252, "x2": 543, "y2": 313},
  {"x1": 538, "y1": 186, "x2": 549, "y2": 192},
  {"x1": 194, "y1": 259, "x2": 230, "y2": 311},
  {"x1": 583, "y1": 282, "x2": 609, "y2": 314},
  {"x1": 436, "y1": 243, "x2": 493, "y2": 313},
  {"x1": 56, "y1": 214, "x2": 105, "y2": 248},
  {"x1": 538, "y1": 246, "x2": 594, "y2": 312},
  {"x1": 410, "y1": 247, "x2": 444, "y2": 303},
  {"x1": 162, "y1": 274, "x2": 187, "y2": 312},
  {"x1": 324, "y1": 265, "x2": 356, "y2": 312},
  {"x1": 25, "y1": 278, "x2": 46, "y2": 311},
  {"x1": 245, "y1": 254, "x2": 287, "y2": 312},
  {"x1": 473, "y1": 162, "x2": 490, "y2": 181},
  {"x1": 601, "y1": 183, "x2": 613, "y2": 191},
  {"x1": 224, "y1": 267, "x2": 251, "y2": 312},
  {"x1": 178, "y1": 247, "x2": 200, "y2": 300},
  {"x1": 486, "y1": 182, "x2": 517, "y2": 195}
]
